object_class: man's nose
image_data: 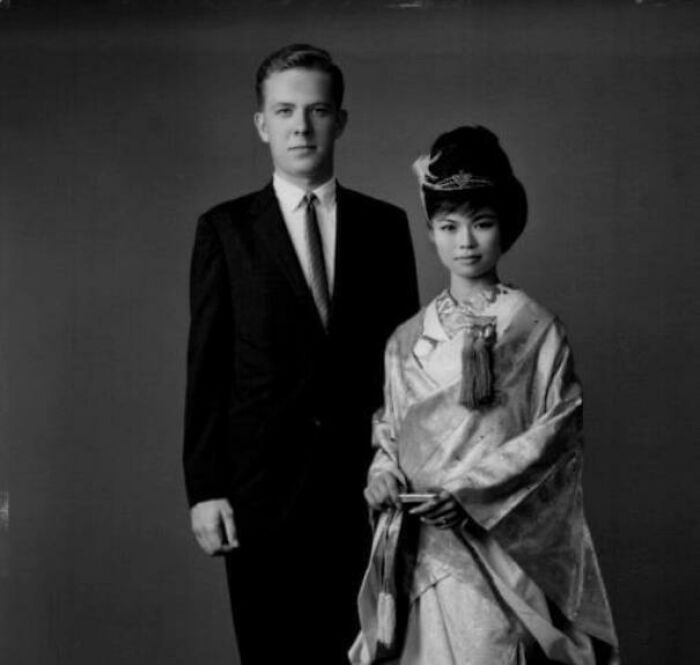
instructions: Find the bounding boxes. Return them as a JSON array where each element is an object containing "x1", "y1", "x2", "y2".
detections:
[{"x1": 293, "y1": 110, "x2": 312, "y2": 134}]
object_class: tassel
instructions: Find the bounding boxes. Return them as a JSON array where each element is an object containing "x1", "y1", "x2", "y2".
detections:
[
  {"x1": 460, "y1": 325, "x2": 496, "y2": 409},
  {"x1": 376, "y1": 591, "x2": 396, "y2": 647}
]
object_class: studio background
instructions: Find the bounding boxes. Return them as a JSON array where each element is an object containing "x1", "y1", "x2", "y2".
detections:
[{"x1": 1, "y1": 2, "x2": 699, "y2": 663}]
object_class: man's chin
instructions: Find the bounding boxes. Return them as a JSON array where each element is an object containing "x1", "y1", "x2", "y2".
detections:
[
  {"x1": 288, "y1": 155, "x2": 321, "y2": 171},
  {"x1": 281, "y1": 164, "x2": 331, "y2": 185}
]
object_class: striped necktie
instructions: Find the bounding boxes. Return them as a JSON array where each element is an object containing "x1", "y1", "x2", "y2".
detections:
[{"x1": 303, "y1": 192, "x2": 330, "y2": 326}]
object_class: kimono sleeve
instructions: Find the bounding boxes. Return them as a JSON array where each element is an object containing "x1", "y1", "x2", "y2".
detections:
[
  {"x1": 367, "y1": 335, "x2": 407, "y2": 487},
  {"x1": 446, "y1": 318, "x2": 583, "y2": 530}
]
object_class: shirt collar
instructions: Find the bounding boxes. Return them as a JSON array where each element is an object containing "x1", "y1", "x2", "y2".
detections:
[{"x1": 273, "y1": 173, "x2": 337, "y2": 213}]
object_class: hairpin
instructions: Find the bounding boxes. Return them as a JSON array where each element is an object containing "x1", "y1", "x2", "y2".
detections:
[{"x1": 412, "y1": 153, "x2": 495, "y2": 192}]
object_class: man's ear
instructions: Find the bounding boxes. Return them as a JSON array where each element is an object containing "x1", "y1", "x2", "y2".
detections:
[
  {"x1": 254, "y1": 112, "x2": 269, "y2": 143},
  {"x1": 334, "y1": 109, "x2": 348, "y2": 139}
]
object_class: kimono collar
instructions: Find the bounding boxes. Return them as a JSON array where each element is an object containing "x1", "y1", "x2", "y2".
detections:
[
  {"x1": 435, "y1": 289, "x2": 499, "y2": 341},
  {"x1": 413, "y1": 300, "x2": 450, "y2": 360},
  {"x1": 415, "y1": 292, "x2": 499, "y2": 409},
  {"x1": 416, "y1": 287, "x2": 504, "y2": 353}
]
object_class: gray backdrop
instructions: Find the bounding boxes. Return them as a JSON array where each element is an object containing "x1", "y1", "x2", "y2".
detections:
[{"x1": 1, "y1": 2, "x2": 699, "y2": 663}]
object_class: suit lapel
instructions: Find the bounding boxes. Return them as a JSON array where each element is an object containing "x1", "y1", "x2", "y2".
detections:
[
  {"x1": 250, "y1": 183, "x2": 326, "y2": 333},
  {"x1": 330, "y1": 184, "x2": 358, "y2": 331}
]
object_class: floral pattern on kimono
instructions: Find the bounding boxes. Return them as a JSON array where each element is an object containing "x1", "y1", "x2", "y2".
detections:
[{"x1": 350, "y1": 286, "x2": 619, "y2": 665}]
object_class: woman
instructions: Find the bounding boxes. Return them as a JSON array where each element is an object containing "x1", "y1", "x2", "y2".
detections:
[{"x1": 349, "y1": 127, "x2": 619, "y2": 664}]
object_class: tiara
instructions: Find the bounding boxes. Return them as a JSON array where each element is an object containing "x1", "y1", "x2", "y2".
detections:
[{"x1": 412, "y1": 153, "x2": 495, "y2": 192}]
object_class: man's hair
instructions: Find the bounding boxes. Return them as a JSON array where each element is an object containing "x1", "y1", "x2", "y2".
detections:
[{"x1": 255, "y1": 43, "x2": 345, "y2": 109}]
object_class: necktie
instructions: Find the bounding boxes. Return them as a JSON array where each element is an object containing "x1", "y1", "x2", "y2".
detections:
[{"x1": 303, "y1": 192, "x2": 331, "y2": 326}]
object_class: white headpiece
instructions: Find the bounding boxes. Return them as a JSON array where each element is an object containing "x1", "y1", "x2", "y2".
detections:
[{"x1": 412, "y1": 152, "x2": 495, "y2": 204}]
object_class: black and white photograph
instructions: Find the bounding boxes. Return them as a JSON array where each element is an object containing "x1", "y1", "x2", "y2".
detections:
[{"x1": 1, "y1": 1, "x2": 698, "y2": 664}]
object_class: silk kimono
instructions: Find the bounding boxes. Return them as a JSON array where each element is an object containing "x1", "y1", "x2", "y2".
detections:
[{"x1": 349, "y1": 286, "x2": 619, "y2": 665}]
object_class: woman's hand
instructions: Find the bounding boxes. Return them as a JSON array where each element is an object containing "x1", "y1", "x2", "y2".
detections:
[
  {"x1": 409, "y1": 490, "x2": 467, "y2": 529},
  {"x1": 364, "y1": 472, "x2": 402, "y2": 511}
]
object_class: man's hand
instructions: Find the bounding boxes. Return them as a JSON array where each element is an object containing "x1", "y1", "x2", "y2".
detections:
[
  {"x1": 364, "y1": 472, "x2": 402, "y2": 511},
  {"x1": 190, "y1": 499, "x2": 239, "y2": 555},
  {"x1": 409, "y1": 490, "x2": 466, "y2": 530}
]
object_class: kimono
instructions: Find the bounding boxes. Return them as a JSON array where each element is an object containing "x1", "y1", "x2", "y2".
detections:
[{"x1": 349, "y1": 286, "x2": 619, "y2": 665}]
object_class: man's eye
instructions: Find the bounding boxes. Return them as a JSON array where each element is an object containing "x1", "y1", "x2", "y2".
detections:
[
  {"x1": 276, "y1": 108, "x2": 292, "y2": 116},
  {"x1": 312, "y1": 107, "x2": 330, "y2": 116}
]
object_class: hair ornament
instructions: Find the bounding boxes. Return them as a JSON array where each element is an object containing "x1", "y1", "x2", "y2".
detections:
[{"x1": 412, "y1": 153, "x2": 495, "y2": 192}]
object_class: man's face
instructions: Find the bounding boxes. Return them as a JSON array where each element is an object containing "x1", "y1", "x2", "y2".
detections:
[{"x1": 254, "y1": 68, "x2": 347, "y2": 189}]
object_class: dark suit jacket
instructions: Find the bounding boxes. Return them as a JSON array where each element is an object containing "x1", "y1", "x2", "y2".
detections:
[{"x1": 183, "y1": 182, "x2": 419, "y2": 547}]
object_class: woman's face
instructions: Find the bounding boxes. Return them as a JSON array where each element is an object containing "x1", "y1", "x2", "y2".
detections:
[{"x1": 429, "y1": 204, "x2": 502, "y2": 282}]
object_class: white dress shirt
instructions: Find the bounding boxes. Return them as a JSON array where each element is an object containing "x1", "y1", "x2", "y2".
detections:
[{"x1": 272, "y1": 173, "x2": 338, "y2": 294}]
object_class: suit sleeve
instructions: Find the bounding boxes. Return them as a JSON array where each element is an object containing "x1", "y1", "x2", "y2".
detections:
[
  {"x1": 391, "y1": 209, "x2": 420, "y2": 325},
  {"x1": 183, "y1": 214, "x2": 233, "y2": 506}
]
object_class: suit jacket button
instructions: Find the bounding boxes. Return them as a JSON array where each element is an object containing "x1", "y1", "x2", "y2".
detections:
[{"x1": 311, "y1": 417, "x2": 322, "y2": 429}]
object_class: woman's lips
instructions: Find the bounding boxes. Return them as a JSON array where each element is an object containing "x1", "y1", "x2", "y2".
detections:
[{"x1": 454, "y1": 255, "x2": 481, "y2": 264}]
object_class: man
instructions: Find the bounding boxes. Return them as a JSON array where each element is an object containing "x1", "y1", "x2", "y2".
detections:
[{"x1": 184, "y1": 44, "x2": 419, "y2": 664}]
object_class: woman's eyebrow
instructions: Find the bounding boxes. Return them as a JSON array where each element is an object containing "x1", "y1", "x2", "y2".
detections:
[{"x1": 470, "y1": 211, "x2": 498, "y2": 221}]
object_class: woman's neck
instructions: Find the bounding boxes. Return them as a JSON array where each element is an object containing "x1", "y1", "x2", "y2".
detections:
[{"x1": 449, "y1": 270, "x2": 499, "y2": 303}]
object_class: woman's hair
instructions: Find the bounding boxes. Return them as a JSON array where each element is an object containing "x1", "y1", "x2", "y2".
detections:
[{"x1": 415, "y1": 126, "x2": 527, "y2": 253}]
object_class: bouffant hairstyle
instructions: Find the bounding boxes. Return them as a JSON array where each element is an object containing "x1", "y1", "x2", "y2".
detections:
[{"x1": 417, "y1": 126, "x2": 527, "y2": 253}]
